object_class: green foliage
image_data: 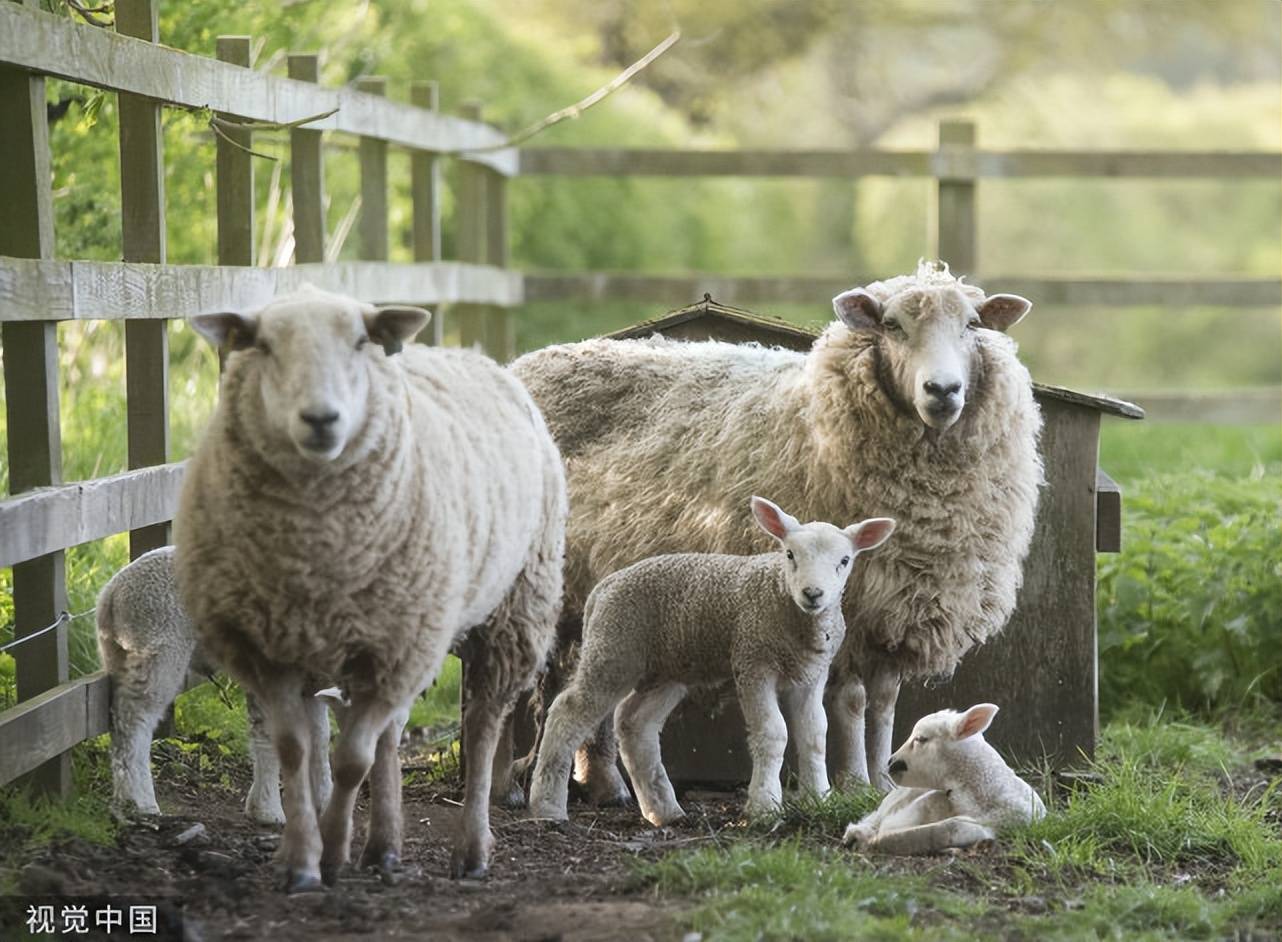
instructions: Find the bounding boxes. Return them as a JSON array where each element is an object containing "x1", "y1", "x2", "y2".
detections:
[{"x1": 409, "y1": 655, "x2": 463, "y2": 730}]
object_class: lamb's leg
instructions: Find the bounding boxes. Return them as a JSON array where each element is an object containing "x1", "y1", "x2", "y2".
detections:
[
  {"x1": 490, "y1": 712, "x2": 525, "y2": 809},
  {"x1": 305, "y1": 695, "x2": 333, "y2": 816},
  {"x1": 782, "y1": 682, "x2": 829, "y2": 798},
  {"x1": 574, "y1": 715, "x2": 631, "y2": 806},
  {"x1": 256, "y1": 672, "x2": 324, "y2": 893},
  {"x1": 317, "y1": 695, "x2": 401, "y2": 886},
  {"x1": 529, "y1": 681, "x2": 627, "y2": 821},
  {"x1": 865, "y1": 663, "x2": 902, "y2": 791},
  {"x1": 825, "y1": 678, "x2": 869, "y2": 787},
  {"x1": 358, "y1": 711, "x2": 407, "y2": 880},
  {"x1": 865, "y1": 816, "x2": 996, "y2": 855},
  {"x1": 106, "y1": 646, "x2": 188, "y2": 817},
  {"x1": 615, "y1": 681, "x2": 687, "y2": 826},
  {"x1": 244, "y1": 692, "x2": 286, "y2": 825},
  {"x1": 737, "y1": 674, "x2": 788, "y2": 818}
]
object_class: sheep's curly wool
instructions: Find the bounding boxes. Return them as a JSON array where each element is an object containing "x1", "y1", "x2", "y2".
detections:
[{"x1": 512, "y1": 272, "x2": 1041, "y2": 682}]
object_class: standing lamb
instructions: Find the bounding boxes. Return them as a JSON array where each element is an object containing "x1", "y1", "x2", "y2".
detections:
[
  {"x1": 529, "y1": 497, "x2": 894, "y2": 825},
  {"x1": 96, "y1": 545, "x2": 330, "y2": 825},
  {"x1": 176, "y1": 285, "x2": 565, "y2": 892},
  {"x1": 511, "y1": 260, "x2": 1042, "y2": 791},
  {"x1": 841, "y1": 703, "x2": 1046, "y2": 854}
]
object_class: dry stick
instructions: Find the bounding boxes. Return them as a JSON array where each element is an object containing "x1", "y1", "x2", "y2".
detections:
[
  {"x1": 63, "y1": 0, "x2": 113, "y2": 28},
  {"x1": 458, "y1": 30, "x2": 681, "y2": 154}
]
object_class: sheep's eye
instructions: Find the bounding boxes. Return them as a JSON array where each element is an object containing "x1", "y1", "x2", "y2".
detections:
[
  {"x1": 254, "y1": 339, "x2": 272, "y2": 356},
  {"x1": 884, "y1": 320, "x2": 904, "y2": 334},
  {"x1": 785, "y1": 550, "x2": 794, "y2": 561},
  {"x1": 355, "y1": 336, "x2": 370, "y2": 351},
  {"x1": 839, "y1": 556, "x2": 851, "y2": 567},
  {"x1": 916, "y1": 736, "x2": 930, "y2": 745},
  {"x1": 966, "y1": 317, "x2": 981, "y2": 330}
]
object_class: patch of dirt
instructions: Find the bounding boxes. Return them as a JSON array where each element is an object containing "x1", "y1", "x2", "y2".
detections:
[{"x1": 4, "y1": 769, "x2": 747, "y2": 941}]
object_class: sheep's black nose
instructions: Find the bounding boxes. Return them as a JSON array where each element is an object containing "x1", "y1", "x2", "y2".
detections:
[
  {"x1": 802, "y1": 587, "x2": 824, "y2": 602},
  {"x1": 923, "y1": 380, "x2": 962, "y2": 400},
  {"x1": 300, "y1": 409, "x2": 339, "y2": 429},
  {"x1": 888, "y1": 758, "x2": 907, "y2": 775}
]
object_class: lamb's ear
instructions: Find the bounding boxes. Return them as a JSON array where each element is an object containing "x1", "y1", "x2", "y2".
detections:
[
  {"x1": 190, "y1": 312, "x2": 257, "y2": 351},
  {"x1": 832, "y1": 289, "x2": 883, "y2": 330},
  {"x1": 846, "y1": 517, "x2": 895, "y2": 553},
  {"x1": 975, "y1": 294, "x2": 1031, "y2": 332},
  {"x1": 363, "y1": 305, "x2": 431, "y2": 356},
  {"x1": 750, "y1": 496, "x2": 800, "y2": 541},
  {"x1": 953, "y1": 703, "x2": 999, "y2": 740}
]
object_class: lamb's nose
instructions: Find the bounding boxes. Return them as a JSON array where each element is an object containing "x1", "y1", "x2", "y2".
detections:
[
  {"x1": 923, "y1": 379, "x2": 962, "y2": 400},
  {"x1": 300, "y1": 409, "x2": 339, "y2": 430},
  {"x1": 888, "y1": 758, "x2": 907, "y2": 775},
  {"x1": 802, "y1": 587, "x2": 824, "y2": 603}
]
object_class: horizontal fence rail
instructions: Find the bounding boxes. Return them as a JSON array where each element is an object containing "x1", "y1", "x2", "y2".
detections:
[
  {"x1": 0, "y1": 258, "x2": 524, "y2": 322},
  {"x1": 0, "y1": 3, "x2": 516, "y2": 174},
  {"x1": 519, "y1": 147, "x2": 1282, "y2": 179}
]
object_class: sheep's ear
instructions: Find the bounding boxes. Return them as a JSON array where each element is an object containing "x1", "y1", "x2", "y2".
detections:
[
  {"x1": 975, "y1": 294, "x2": 1031, "y2": 332},
  {"x1": 751, "y1": 496, "x2": 800, "y2": 541},
  {"x1": 190, "y1": 312, "x2": 257, "y2": 351},
  {"x1": 363, "y1": 305, "x2": 431, "y2": 356},
  {"x1": 953, "y1": 703, "x2": 999, "y2": 740},
  {"x1": 847, "y1": 517, "x2": 895, "y2": 553},
  {"x1": 832, "y1": 288, "x2": 883, "y2": 330}
]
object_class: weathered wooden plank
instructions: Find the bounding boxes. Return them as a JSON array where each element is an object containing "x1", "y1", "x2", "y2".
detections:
[
  {"x1": 936, "y1": 120, "x2": 976, "y2": 276},
  {"x1": 1, "y1": 18, "x2": 69, "y2": 794},
  {"x1": 0, "y1": 2, "x2": 516, "y2": 174},
  {"x1": 521, "y1": 272, "x2": 1282, "y2": 308},
  {"x1": 1096, "y1": 468, "x2": 1122, "y2": 554},
  {"x1": 518, "y1": 147, "x2": 1281, "y2": 180},
  {"x1": 0, "y1": 673, "x2": 109, "y2": 787},
  {"x1": 287, "y1": 53, "x2": 326, "y2": 265},
  {"x1": 117, "y1": 0, "x2": 170, "y2": 560},
  {"x1": 410, "y1": 80, "x2": 445, "y2": 346},
  {"x1": 357, "y1": 76, "x2": 390, "y2": 263},
  {"x1": 0, "y1": 463, "x2": 187, "y2": 569},
  {"x1": 216, "y1": 36, "x2": 255, "y2": 272}
]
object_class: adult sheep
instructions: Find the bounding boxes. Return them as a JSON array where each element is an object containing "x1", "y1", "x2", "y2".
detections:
[
  {"x1": 511, "y1": 260, "x2": 1041, "y2": 791},
  {"x1": 176, "y1": 286, "x2": 565, "y2": 892}
]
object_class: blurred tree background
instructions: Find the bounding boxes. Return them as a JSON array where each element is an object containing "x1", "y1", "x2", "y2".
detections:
[{"x1": 0, "y1": 0, "x2": 1279, "y2": 718}]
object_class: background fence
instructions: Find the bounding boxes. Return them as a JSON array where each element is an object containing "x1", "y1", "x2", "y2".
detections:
[{"x1": 1, "y1": 0, "x2": 1278, "y2": 795}]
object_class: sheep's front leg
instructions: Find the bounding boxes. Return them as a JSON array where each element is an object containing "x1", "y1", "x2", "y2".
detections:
[
  {"x1": 453, "y1": 689, "x2": 507, "y2": 877},
  {"x1": 615, "y1": 681, "x2": 687, "y2": 826},
  {"x1": 318, "y1": 697, "x2": 401, "y2": 886},
  {"x1": 737, "y1": 674, "x2": 788, "y2": 818},
  {"x1": 863, "y1": 816, "x2": 995, "y2": 855},
  {"x1": 256, "y1": 673, "x2": 323, "y2": 893},
  {"x1": 244, "y1": 692, "x2": 285, "y2": 825},
  {"x1": 865, "y1": 663, "x2": 901, "y2": 791},
  {"x1": 358, "y1": 707, "x2": 409, "y2": 881},
  {"x1": 782, "y1": 682, "x2": 829, "y2": 798},
  {"x1": 825, "y1": 678, "x2": 869, "y2": 787}
]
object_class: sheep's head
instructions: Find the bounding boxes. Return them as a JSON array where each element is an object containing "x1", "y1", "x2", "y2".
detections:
[
  {"x1": 192, "y1": 286, "x2": 429, "y2": 463},
  {"x1": 750, "y1": 496, "x2": 895, "y2": 615},
  {"x1": 832, "y1": 264, "x2": 1030, "y2": 431},
  {"x1": 886, "y1": 703, "x2": 999, "y2": 789}
]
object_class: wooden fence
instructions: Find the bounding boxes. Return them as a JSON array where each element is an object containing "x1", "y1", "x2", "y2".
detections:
[{"x1": 1, "y1": 0, "x2": 1278, "y2": 794}]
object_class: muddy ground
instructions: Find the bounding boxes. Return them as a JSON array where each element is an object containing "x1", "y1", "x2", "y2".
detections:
[{"x1": 4, "y1": 746, "x2": 752, "y2": 942}]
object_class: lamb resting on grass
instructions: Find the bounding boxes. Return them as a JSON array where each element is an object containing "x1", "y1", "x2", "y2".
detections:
[
  {"x1": 528, "y1": 497, "x2": 894, "y2": 825},
  {"x1": 176, "y1": 286, "x2": 566, "y2": 892},
  {"x1": 841, "y1": 703, "x2": 1046, "y2": 854},
  {"x1": 96, "y1": 546, "x2": 331, "y2": 825},
  {"x1": 512, "y1": 260, "x2": 1042, "y2": 792}
]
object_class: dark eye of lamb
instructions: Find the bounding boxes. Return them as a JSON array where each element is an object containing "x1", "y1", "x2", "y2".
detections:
[
  {"x1": 786, "y1": 550, "x2": 794, "y2": 560},
  {"x1": 840, "y1": 556, "x2": 850, "y2": 567}
]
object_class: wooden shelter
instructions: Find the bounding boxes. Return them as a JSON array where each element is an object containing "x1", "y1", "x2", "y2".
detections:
[{"x1": 604, "y1": 296, "x2": 1143, "y2": 780}]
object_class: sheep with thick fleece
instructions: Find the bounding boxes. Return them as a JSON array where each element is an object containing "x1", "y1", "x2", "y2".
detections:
[
  {"x1": 511, "y1": 260, "x2": 1042, "y2": 792},
  {"x1": 841, "y1": 703, "x2": 1046, "y2": 854},
  {"x1": 96, "y1": 546, "x2": 330, "y2": 824},
  {"x1": 529, "y1": 497, "x2": 894, "y2": 825},
  {"x1": 176, "y1": 285, "x2": 565, "y2": 892}
]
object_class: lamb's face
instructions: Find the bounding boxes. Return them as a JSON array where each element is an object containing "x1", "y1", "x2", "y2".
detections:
[
  {"x1": 886, "y1": 703, "x2": 999, "y2": 789},
  {"x1": 191, "y1": 287, "x2": 429, "y2": 463},
  {"x1": 750, "y1": 497, "x2": 895, "y2": 615},
  {"x1": 832, "y1": 280, "x2": 1031, "y2": 431}
]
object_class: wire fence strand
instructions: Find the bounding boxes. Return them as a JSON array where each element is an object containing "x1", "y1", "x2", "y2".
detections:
[{"x1": 0, "y1": 607, "x2": 96, "y2": 656}]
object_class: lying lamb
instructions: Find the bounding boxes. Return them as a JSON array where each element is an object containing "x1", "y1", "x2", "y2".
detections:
[
  {"x1": 529, "y1": 497, "x2": 894, "y2": 825},
  {"x1": 841, "y1": 703, "x2": 1046, "y2": 854},
  {"x1": 96, "y1": 546, "x2": 330, "y2": 825},
  {"x1": 512, "y1": 260, "x2": 1042, "y2": 792},
  {"x1": 177, "y1": 286, "x2": 566, "y2": 891}
]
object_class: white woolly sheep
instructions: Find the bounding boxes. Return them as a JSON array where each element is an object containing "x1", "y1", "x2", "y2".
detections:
[
  {"x1": 528, "y1": 497, "x2": 894, "y2": 825},
  {"x1": 97, "y1": 546, "x2": 331, "y2": 825},
  {"x1": 511, "y1": 260, "x2": 1042, "y2": 793},
  {"x1": 841, "y1": 703, "x2": 1046, "y2": 854},
  {"x1": 176, "y1": 285, "x2": 566, "y2": 892}
]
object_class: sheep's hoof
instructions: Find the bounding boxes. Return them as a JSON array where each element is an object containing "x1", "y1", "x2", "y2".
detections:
[
  {"x1": 493, "y1": 780, "x2": 527, "y2": 809},
  {"x1": 526, "y1": 800, "x2": 568, "y2": 824},
  {"x1": 360, "y1": 848, "x2": 401, "y2": 886},
  {"x1": 645, "y1": 809, "x2": 686, "y2": 828},
  {"x1": 284, "y1": 869, "x2": 324, "y2": 894},
  {"x1": 450, "y1": 837, "x2": 493, "y2": 880},
  {"x1": 842, "y1": 823, "x2": 873, "y2": 849},
  {"x1": 319, "y1": 862, "x2": 342, "y2": 887}
]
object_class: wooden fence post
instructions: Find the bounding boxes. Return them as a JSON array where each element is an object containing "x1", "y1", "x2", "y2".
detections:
[
  {"x1": 356, "y1": 76, "x2": 389, "y2": 264},
  {"x1": 216, "y1": 37, "x2": 255, "y2": 270},
  {"x1": 117, "y1": 0, "x2": 169, "y2": 560},
  {"x1": 288, "y1": 53, "x2": 325, "y2": 265},
  {"x1": 410, "y1": 80, "x2": 444, "y2": 345},
  {"x1": 484, "y1": 164, "x2": 514, "y2": 361},
  {"x1": 0, "y1": 0, "x2": 69, "y2": 795},
  {"x1": 935, "y1": 119, "x2": 977, "y2": 277},
  {"x1": 455, "y1": 102, "x2": 489, "y2": 353}
]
